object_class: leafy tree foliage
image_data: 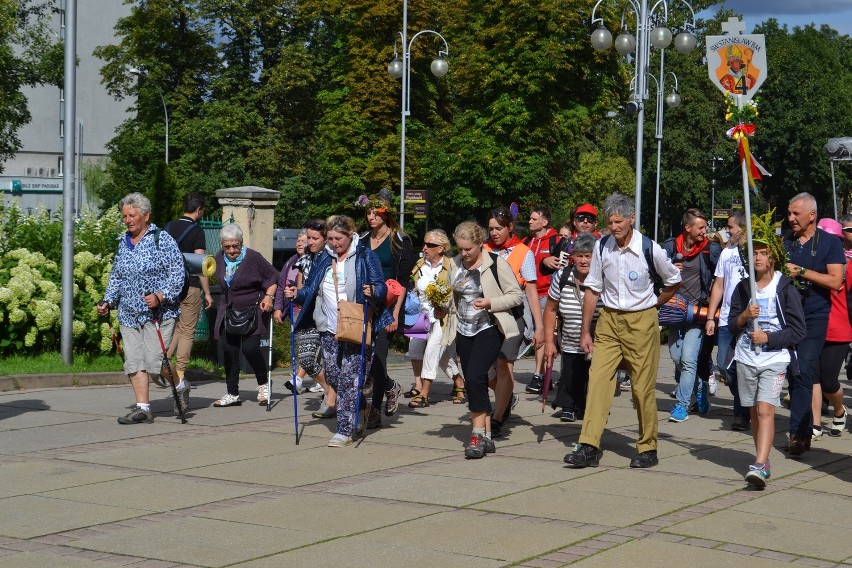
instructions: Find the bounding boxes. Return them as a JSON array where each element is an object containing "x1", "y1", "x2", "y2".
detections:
[
  {"x1": 90, "y1": 0, "x2": 850, "y2": 239},
  {"x1": 0, "y1": 0, "x2": 63, "y2": 172}
]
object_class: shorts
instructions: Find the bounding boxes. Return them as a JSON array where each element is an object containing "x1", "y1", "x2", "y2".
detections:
[
  {"x1": 499, "y1": 314, "x2": 531, "y2": 362},
  {"x1": 736, "y1": 360, "x2": 787, "y2": 407},
  {"x1": 120, "y1": 319, "x2": 175, "y2": 376}
]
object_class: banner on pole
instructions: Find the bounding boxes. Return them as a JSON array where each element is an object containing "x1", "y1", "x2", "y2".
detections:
[{"x1": 706, "y1": 17, "x2": 767, "y2": 101}]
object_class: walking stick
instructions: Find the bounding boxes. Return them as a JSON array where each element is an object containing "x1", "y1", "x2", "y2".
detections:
[
  {"x1": 267, "y1": 312, "x2": 274, "y2": 413},
  {"x1": 289, "y1": 302, "x2": 299, "y2": 442},
  {"x1": 354, "y1": 302, "x2": 369, "y2": 439},
  {"x1": 152, "y1": 315, "x2": 188, "y2": 424}
]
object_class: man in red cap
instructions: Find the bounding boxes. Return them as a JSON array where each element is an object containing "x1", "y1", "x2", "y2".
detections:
[{"x1": 541, "y1": 204, "x2": 601, "y2": 278}]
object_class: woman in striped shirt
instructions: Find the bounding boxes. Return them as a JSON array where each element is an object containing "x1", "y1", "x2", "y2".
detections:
[{"x1": 542, "y1": 232, "x2": 603, "y2": 422}]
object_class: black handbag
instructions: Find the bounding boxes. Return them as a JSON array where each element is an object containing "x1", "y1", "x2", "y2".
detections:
[
  {"x1": 224, "y1": 288, "x2": 260, "y2": 336},
  {"x1": 225, "y1": 305, "x2": 258, "y2": 335}
]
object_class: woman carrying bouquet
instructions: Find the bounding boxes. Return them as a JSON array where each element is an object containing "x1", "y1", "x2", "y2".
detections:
[{"x1": 405, "y1": 229, "x2": 464, "y2": 408}]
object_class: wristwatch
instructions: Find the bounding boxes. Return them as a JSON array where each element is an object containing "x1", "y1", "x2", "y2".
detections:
[{"x1": 265, "y1": 293, "x2": 275, "y2": 300}]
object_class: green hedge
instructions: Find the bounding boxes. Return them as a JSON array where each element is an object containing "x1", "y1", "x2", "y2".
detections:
[{"x1": 0, "y1": 201, "x2": 122, "y2": 355}]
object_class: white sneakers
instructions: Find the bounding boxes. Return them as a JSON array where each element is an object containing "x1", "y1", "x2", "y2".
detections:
[{"x1": 257, "y1": 383, "x2": 269, "y2": 405}]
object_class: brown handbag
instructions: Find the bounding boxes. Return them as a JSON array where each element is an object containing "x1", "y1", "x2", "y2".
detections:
[{"x1": 332, "y1": 260, "x2": 372, "y2": 346}]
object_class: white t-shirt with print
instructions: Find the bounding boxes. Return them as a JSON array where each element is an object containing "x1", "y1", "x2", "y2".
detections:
[{"x1": 734, "y1": 272, "x2": 790, "y2": 368}]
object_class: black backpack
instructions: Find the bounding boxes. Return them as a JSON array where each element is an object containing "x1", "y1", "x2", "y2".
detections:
[
  {"x1": 597, "y1": 234, "x2": 663, "y2": 294},
  {"x1": 154, "y1": 227, "x2": 192, "y2": 301}
]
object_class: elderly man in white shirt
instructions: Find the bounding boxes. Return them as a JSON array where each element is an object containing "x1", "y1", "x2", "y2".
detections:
[{"x1": 565, "y1": 193, "x2": 681, "y2": 469}]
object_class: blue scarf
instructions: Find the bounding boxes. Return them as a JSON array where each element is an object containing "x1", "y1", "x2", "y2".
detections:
[{"x1": 223, "y1": 246, "x2": 247, "y2": 286}]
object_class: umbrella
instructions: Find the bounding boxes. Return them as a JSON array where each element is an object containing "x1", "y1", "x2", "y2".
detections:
[{"x1": 540, "y1": 359, "x2": 554, "y2": 413}]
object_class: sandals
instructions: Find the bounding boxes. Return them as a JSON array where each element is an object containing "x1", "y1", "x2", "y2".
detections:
[
  {"x1": 451, "y1": 387, "x2": 467, "y2": 404},
  {"x1": 408, "y1": 394, "x2": 430, "y2": 408},
  {"x1": 403, "y1": 387, "x2": 420, "y2": 399}
]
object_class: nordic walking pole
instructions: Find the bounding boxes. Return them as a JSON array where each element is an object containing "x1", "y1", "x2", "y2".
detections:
[
  {"x1": 289, "y1": 301, "x2": 299, "y2": 443},
  {"x1": 151, "y1": 314, "x2": 187, "y2": 424},
  {"x1": 267, "y1": 311, "x2": 274, "y2": 412},
  {"x1": 354, "y1": 302, "x2": 369, "y2": 439}
]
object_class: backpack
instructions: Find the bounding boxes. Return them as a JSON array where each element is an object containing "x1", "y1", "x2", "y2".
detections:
[
  {"x1": 154, "y1": 228, "x2": 191, "y2": 301},
  {"x1": 598, "y1": 234, "x2": 663, "y2": 295}
]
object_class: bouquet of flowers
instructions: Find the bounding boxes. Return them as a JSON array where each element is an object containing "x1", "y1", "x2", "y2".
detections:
[{"x1": 424, "y1": 277, "x2": 452, "y2": 308}]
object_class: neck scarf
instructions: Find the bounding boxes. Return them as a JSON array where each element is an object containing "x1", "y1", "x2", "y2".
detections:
[
  {"x1": 675, "y1": 234, "x2": 709, "y2": 259},
  {"x1": 223, "y1": 245, "x2": 247, "y2": 286}
]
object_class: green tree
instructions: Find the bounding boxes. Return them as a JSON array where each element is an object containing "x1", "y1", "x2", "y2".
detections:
[{"x1": 0, "y1": 0, "x2": 63, "y2": 172}]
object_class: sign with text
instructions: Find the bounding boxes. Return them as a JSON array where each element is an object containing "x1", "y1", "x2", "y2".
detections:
[
  {"x1": 413, "y1": 204, "x2": 427, "y2": 219},
  {"x1": 706, "y1": 17, "x2": 767, "y2": 101},
  {"x1": 1, "y1": 177, "x2": 62, "y2": 194},
  {"x1": 403, "y1": 189, "x2": 427, "y2": 204}
]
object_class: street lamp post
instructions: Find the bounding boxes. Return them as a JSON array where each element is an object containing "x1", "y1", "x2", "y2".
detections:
[
  {"x1": 387, "y1": 1, "x2": 449, "y2": 229},
  {"x1": 129, "y1": 67, "x2": 169, "y2": 165},
  {"x1": 651, "y1": 69, "x2": 681, "y2": 242},
  {"x1": 709, "y1": 155, "x2": 724, "y2": 230},
  {"x1": 591, "y1": 0, "x2": 696, "y2": 231}
]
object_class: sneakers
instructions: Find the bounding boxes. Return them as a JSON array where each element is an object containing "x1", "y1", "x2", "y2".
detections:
[
  {"x1": 564, "y1": 443, "x2": 602, "y2": 467},
  {"x1": 745, "y1": 463, "x2": 770, "y2": 489},
  {"x1": 812, "y1": 425, "x2": 823, "y2": 441},
  {"x1": 284, "y1": 377, "x2": 306, "y2": 394},
  {"x1": 117, "y1": 406, "x2": 154, "y2": 424},
  {"x1": 308, "y1": 382, "x2": 325, "y2": 393},
  {"x1": 696, "y1": 380, "x2": 710, "y2": 415},
  {"x1": 385, "y1": 381, "x2": 401, "y2": 416},
  {"x1": 616, "y1": 370, "x2": 630, "y2": 390},
  {"x1": 174, "y1": 381, "x2": 190, "y2": 416},
  {"x1": 708, "y1": 373, "x2": 718, "y2": 395},
  {"x1": 257, "y1": 383, "x2": 270, "y2": 405},
  {"x1": 669, "y1": 403, "x2": 689, "y2": 422},
  {"x1": 561, "y1": 409, "x2": 576, "y2": 422},
  {"x1": 464, "y1": 433, "x2": 488, "y2": 459},
  {"x1": 483, "y1": 436, "x2": 496, "y2": 454},
  {"x1": 213, "y1": 393, "x2": 242, "y2": 407},
  {"x1": 830, "y1": 406, "x2": 847, "y2": 437},
  {"x1": 312, "y1": 399, "x2": 336, "y2": 419},
  {"x1": 629, "y1": 450, "x2": 658, "y2": 468},
  {"x1": 526, "y1": 374, "x2": 544, "y2": 394},
  {"x1": 328, "y1": 433, "x2": 352, "y2": 447},
  {"x1": 509, "y1": 393, "x2": 519, "y2": 413},
  {"x1": 731, "y1": 416, "x2": 750, "y2": 432}
]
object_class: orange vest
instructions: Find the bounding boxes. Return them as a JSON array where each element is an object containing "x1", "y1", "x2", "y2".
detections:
[{"x1": 484, "y1": 242, "x2": 529, "y2": 287}]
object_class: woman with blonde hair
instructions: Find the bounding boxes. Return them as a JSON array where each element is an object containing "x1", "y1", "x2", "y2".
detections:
[
  {"x1": 440, "y1": 221, "x2": 523, "y2": 458},
  {"x1": 285, "y1": 215, "x2": 392, "y2": 446},
  {"x1": 406, "y1": 229, "x2": 464, "y2": 407}
]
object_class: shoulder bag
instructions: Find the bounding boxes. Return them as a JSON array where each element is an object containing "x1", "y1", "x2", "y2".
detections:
[{"x1": 333, "y1": 259, "x2": 373, "y2": 346}]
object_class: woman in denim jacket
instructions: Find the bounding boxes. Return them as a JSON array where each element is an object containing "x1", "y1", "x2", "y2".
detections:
[{"x1": 286, "y1": 215, "x2": 391, "y2": 446}]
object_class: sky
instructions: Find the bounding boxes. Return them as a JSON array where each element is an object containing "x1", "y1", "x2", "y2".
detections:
[{"x1": 700, "y1": 0, "x2": 852, "y2": 35}]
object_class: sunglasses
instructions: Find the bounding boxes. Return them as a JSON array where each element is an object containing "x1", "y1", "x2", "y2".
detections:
[
  {"x1": 423, "y1": 242, "x2": 442, "y2": 248},
  {"x1": 305, "y1": 220, "x2": 325, "y2": 231},
  {"x1": 575, "y1": 214, "x2": 596, "y2": 223},
  {"x1": 843, "y1": 227, "x2": 852, "y2": 233}
]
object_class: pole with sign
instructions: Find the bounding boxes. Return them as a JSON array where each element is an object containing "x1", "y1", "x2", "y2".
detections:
[{"x1": 706, "y1": 17, "x2": 768, "y2": 346}]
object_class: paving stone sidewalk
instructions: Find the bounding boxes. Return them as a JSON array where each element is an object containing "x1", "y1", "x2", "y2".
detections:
[{"x1": 1, "y1": 350, "x2": 851, "y2": 567}]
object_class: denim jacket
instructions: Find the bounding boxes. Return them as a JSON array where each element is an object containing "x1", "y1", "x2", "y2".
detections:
[{"x1": 293, "y1": 234, "x2": 391, "y2": 335}]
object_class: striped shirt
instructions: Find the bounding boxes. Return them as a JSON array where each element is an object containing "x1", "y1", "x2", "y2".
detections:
[{"x1": 549, "y1": 268, "x2": 603, "y2": 353}]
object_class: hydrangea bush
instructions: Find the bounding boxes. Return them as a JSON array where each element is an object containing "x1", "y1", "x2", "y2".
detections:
[{"x1": 0, "y1": 200, "x2": 122, "y2": 355}]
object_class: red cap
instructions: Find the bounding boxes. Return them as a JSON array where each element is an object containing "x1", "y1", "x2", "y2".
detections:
[{"x1": 575, "y1": 204, "x2": 598, "y2": 217}]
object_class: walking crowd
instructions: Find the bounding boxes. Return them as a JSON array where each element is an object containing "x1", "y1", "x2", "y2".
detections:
[{"x1": 99, "y1": 189, "x2": 852, "y2": 489}]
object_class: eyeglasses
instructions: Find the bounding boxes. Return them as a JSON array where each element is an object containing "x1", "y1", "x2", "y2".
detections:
[
  {"x1": 423, "y1": 242, "x2": 442, "y2": 248},
  {"x1": 575, "y1": 214, "x2": 596, "y2": 223},
  {"x1": 305, "y1": 220, "x2": 325, "y2": 231},
  {"x1": 843, "y1": 227, "x2": 852, "y2": 233},
  {"x1": 222, "y1": 243, "x2": 242, "y2": 250}
]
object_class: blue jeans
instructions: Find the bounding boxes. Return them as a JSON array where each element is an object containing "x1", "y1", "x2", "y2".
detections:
[
  {"x1": 669, "y1": 323, "x2": 704, "y2": 407},
  {"x1": 716, "y1": 325, "x2": 748, "y2": 419},
  {"x1": 789, "y1": 317, "x2": 827, "y2": 438}
]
